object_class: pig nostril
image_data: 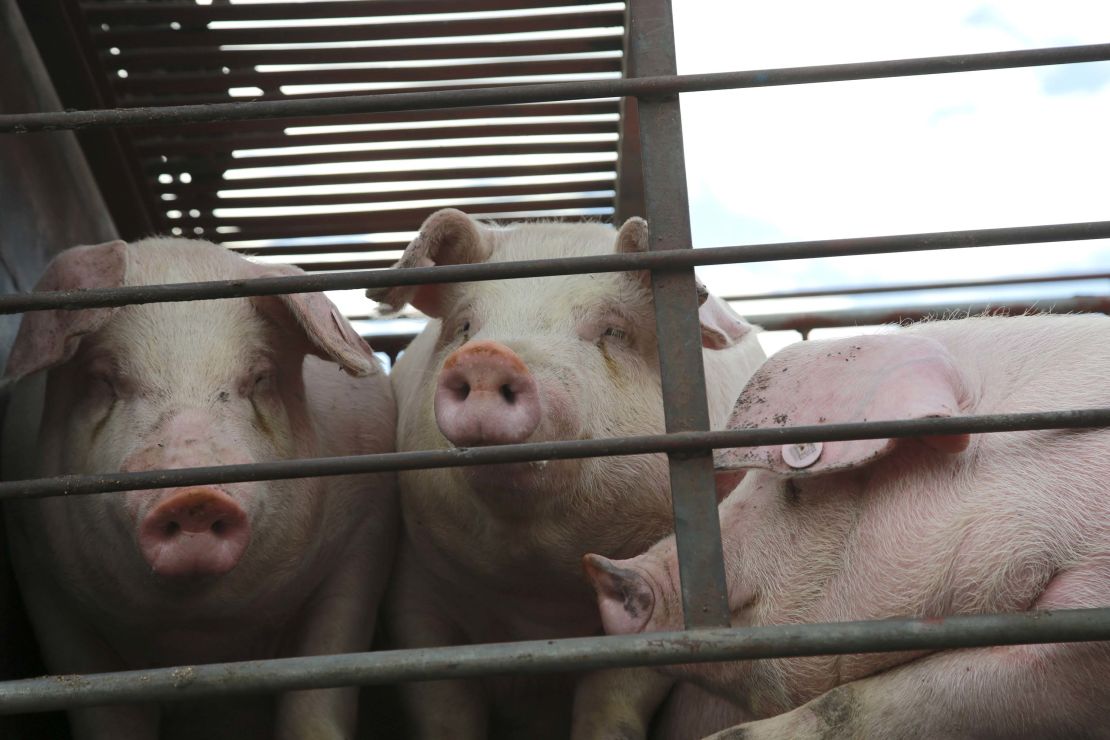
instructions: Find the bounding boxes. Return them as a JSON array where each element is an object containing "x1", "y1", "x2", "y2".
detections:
[
  {"x1": 164, "y1": 521, "x2": 180, "y2": 537},
  {"x1": 459, "y1": 382, "x2": 470, "y2": 401},
  {"x1": 211, "y1": 520, "x2": 226, "y2": 536},
  {"x1": 500, "y1": 384, "x2": 516, "y2": 404}
]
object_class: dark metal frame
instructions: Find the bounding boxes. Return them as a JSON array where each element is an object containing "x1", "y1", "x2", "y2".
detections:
[{"x1": 1, "y1": 0, "x2": 1109, "y2": 715}]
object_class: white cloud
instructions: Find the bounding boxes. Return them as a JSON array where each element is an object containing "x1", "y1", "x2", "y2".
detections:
[{"x1": 675, "y1": 0, "x2": 1110, "y2": 301}]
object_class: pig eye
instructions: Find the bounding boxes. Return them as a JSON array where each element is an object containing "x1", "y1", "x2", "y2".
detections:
[
  {"x1": 252, "y1": 371, "x2": 273, "y2": 391},
  {"x1": 88, "y1": 372, "x2": 117, "y2": 400},
  {"x1": 602, "y1": 327, "x2": 627, "y2": 341}
]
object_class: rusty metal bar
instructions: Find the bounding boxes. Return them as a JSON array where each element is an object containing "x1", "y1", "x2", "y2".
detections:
[
  {"x1": 2, "y1": 43, "x2": 1109, "y2": 132},
  {"x1": 2, "y1": 607, "x2": 1109, "y2": 714},
  {"x1": 3, "y1": 407, "x2": 1108, "y2": 500},
  {"x1": 720, "y1": 271, "x2": 1110, "y2": 303},
  {"x1": 628, "y1": 0, "x2": 730, "y2": 628},
  {"x1": 4, "y1": 220, "x2": 1110, "y2": 315},
  {"x1": 358, "y1": 295, "x2": 1110, "y2": 359}
]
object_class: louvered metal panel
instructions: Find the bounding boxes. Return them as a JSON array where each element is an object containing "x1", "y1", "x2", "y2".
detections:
[{"x1": 27, "y1": 0, "x2": 628, "y2": 278}]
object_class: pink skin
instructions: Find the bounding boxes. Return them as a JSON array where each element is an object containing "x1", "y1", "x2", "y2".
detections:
[
  {"x1": 119, "y1": 409, "x2": 258, "y2": 579},
  {"x1": 586, "y1": 316, "x2": 1110, "y2": 739},
  {"x1": 138, "y1": 487, "x2": 250, "y2": 578},
  {"x1": 434, "y1": 339, "x2": 541, "y2": 447}
]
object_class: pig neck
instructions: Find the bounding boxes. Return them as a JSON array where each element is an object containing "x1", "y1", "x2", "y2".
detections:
[{"x1": 401, "y1": 465, "x2": 674, "y2": 614}]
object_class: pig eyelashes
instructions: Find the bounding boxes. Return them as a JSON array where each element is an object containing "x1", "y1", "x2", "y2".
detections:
[{"x1": 601, "y1": 326, "x2": 628, "y2": 341}]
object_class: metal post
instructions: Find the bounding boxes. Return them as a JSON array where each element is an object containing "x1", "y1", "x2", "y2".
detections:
[{"x1": 626, "y1": 0, "x2": 731, "y2": 628}]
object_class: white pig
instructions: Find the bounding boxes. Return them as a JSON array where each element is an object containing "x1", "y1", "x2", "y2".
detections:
[
  {"x1": 587, "y1": 314, "x2": 1110, "y2": 739},
  {"x1": 1, "y1": 238, "x2": 398, "y2": 740},
  {"x1": 367, "y1": 209, "x2": 765, "y2": 739}
]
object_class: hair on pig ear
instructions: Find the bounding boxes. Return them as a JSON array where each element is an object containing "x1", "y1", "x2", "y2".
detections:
[
  {"x1": 251, "y1": 262, "x2": 379, "y2": 377},
  {"x1": 4, "y1": 240, "x2": 129, "y2": 384},
  {"x1": 366, "y1": 208, "x2": 491, "y2": 318}
]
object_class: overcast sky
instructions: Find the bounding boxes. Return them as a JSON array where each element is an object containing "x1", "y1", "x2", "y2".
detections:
[{"x1": 673, "y1": 0, "x2": 1110, "y2": 350}]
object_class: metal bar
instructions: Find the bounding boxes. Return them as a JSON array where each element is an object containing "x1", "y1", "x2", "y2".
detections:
[
  {"x1": 3, "y1": 220, "x2": 1109, "y2": 314},
  {"x1": 353, "y1": 294, "x2": 1110, "y2": 346},
  {"x1": 720, "y1": 271, "x2": 1110, "y2": 303},
  {"x1": 3, "y1": 607, "x2": 1110, "y2": 714},
  {"x1": 629, "y1": 0, "x2": 729, "y2": 628},
  {"x1": 2, "y1": 408, "x2": 1108, "y2": 501},
  {"x1": 743, "y1": 295, "x2": 1110, "y2": 333},
  {"x1": 2, "y1": 43, "x2": 1108, "y2": 132}
]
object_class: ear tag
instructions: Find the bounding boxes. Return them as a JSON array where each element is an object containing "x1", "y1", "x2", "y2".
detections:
[{"x1": 782, "y1": 441, "x2": 822, "y2": 469}]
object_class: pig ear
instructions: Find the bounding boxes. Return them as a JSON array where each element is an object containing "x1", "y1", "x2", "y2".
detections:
[
  {"x1": 3, "y1": 240, "x2": 129, "y2": 384},
  {"x1": 582, "y1": 554, "x2": 654, "y2": 635},
  {"x1": 616, "y1": 218, "x2": 752, "y2": 350},
  {"x1": 697, "y1": 292, "x2": 753, "y2": 350},
  {"x1": 366, "y1": 208, "x2": 491, "y2": 317},
  {"x1": 251, "y1": 263, "x2": 379, "y2": 377},
  {"x1": 714, "y1": 333, "x2": 974, "y2": 477}
]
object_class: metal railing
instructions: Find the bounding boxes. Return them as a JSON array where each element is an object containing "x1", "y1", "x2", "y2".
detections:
[{"x1": 1, "y1": 0, "x2": 1109, "y2": 718}]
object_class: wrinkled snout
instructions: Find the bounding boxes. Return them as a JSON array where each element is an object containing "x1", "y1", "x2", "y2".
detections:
[
  {"x1": 435, "y1": 340, "x2": 541, "y2": 446},
  {"x1": 138, "y1": 487, "x2": 251, "y2": 578}
]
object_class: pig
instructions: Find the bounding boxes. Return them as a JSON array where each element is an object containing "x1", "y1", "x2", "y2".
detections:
[
  {"x1": 366, "y1": 208, "x2": 766, "y2": 739},
  {"x1": 0, "y1": 238, "x2": 398, "y2": 740},
  {"x1": 586, "y1": 314, "x2": 1110, "y2": 739}
]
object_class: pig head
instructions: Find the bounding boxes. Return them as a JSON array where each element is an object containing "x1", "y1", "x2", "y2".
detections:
[
  {"x1": 588, "y1": 319, "x2": 1110, "y2": 728},
  {"x1": 4, "y1": 237, "x2": 380, "y2": 604},
  {"x1": 586, "y1": 317, "x2": 1105, "y2": 740}
]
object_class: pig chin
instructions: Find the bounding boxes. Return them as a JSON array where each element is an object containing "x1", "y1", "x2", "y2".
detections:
[{"x1": 458, "y1": 456, "x2": 579, "y2": 498}]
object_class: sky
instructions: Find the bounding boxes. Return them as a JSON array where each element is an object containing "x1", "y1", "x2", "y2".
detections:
[
  {"x1": 672, "y1": 0, "x2": 1110, "y2": 352},
  {"x1": 201, "y1": 0, "x2": 1110, "y2": 357}
]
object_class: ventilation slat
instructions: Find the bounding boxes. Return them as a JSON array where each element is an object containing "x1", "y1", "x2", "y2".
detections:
[
  {"x1": 129, "y1": 101, "x2": 620, "y2": 136},
  {"x1": 113, "y1": 75, "x2": 620, "y2": 107},
  {"x1": 82, "y1": 1, "x2": 620, "y2": 23},
  {"x1": 137, "y1": 120, "x2": 618, "y2": 153},
  {"x1": 229, "y1": 241, "x2": 411, "y2": 257},
  {"x1": 166, "y1": 178, "x2": 616, "y2": 210},
  {"x1": 197, "y1": 199, "x2": 613, "y2": 239},
  {"x1": 105, "y1": 36, "x2": 623, "y2": 66},
  {"x1": 114, "y1": 57, "x2": 623, "y2": 96},
  {"x1": 91, "y1": 10, "x2": 626, "y2": 47},
  {"x1": 155, "y1": 160, "x2": 616, "y2": 191},
  {"x1": 145, "y1": 141, "x2": 619, "y2": 173}
]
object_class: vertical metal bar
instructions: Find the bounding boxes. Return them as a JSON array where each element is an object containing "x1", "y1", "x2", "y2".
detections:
[{"x1": 626, "y1": 0, "x2": 731, "y2": 628}]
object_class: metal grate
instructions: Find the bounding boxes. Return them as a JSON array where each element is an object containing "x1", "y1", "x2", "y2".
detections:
[
  {"x1": 25, "y1": 0, "x2": 627, "y2": 271},
  {"x1": 2, "y1": 0, "x2": 1110, "y2": 723}
]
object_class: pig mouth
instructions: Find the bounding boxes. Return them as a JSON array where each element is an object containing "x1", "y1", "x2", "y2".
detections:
[{"x1": 456, "y1": 456, "x2": 578, "y2": 495}]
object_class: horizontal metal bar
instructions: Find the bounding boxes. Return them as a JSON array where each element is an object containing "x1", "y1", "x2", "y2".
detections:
[
  {"x1": 720, "y1": 271, "x2": 1110, "y2": 303},
  {"x1": 751, "y1": 295, "x2": 1110, "y2": 332},
  {"x1": 2, "y1": 607, "x2": 1108, "y2": 714},
  {"x1": 2, "y1": 221, "x2": 1109, "y2": 314},
  {"x1": 355, "y1": 295, "x2": 1110, "y2": 354},
  {"x1": 1, "y1": 408, "x2": 1107, "y2": 501},
  {"x1": 3, "y1": 43, "x2": 1109, "y2": 132}
]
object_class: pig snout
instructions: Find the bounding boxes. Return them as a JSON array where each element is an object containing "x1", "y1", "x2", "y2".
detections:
[
  {"x1": 138, "y1": 487, "x2": 251, "y2": 578},
  {"x1": 435, "y1": 340, "x2": 541, "y2": 446}
]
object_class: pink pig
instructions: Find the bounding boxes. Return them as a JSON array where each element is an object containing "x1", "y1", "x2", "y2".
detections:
[
  {"x1": 1, "y1": 239, "x2": 398, "y2": 740},
  {"x1": 587, "y1": 315, "x2": 1110, "y2": 739},
  {"x1": 367, "y1": 209, "x2": 765, "y2": 739}
]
